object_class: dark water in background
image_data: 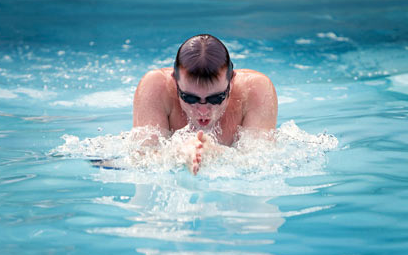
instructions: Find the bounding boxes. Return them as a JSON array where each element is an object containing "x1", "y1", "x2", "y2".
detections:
[
  {"x1": 2, "y1": 0, "x2": 407, "y2": 45},
  {"x1": 1, "y1": 0, "x2": 407, "y2": 74}
]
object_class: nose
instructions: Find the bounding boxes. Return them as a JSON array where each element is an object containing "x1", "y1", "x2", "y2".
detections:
[{"x1": 195, "y1": 103, "x2": 211, "y2": 116}]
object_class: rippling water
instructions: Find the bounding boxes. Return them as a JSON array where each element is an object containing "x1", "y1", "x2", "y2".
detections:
[{"x1": 1, "y1": 0, "x2": 408, "y2": 254}]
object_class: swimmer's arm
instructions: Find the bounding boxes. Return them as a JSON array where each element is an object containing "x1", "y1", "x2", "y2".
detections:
[
  {"x1": 133, "y1": 70, "x2": 172, "y2": 144},
  {"x1": 241, "y1": 73, "x2": 277, "y2": 135},
  {"x1": 132, "y1": 71, "x2": 209, "y2": 173}
]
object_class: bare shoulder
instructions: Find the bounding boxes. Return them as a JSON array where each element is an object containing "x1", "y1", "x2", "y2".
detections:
[
  {"x1": 136, "y1": 68, "x2": 173, "y2": 94},
  {"x1": 234, "y1": 69, "x2": 276, "y2": 104},
  {"x1": 133, "y1": 68, "x2": 175, "y2": 128},
  {"x1": 134, "y1": 68, "x2": 176, "y2": 106},
  {"x1": 234, "y1": 69, "x2": 278, "y2": 129},
  {"x1": 235, "y1": 69, "x2": 275, "y2": 91}
]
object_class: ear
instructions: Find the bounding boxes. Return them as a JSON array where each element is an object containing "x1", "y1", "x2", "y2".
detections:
[
  {"x1": 231, "y1": 70, "x2": 236, "y2": 80},
  {"x1": 229, "y1": 70, "x2": 236, "y2": 85},
  {"x1": 172, "y1": 68, "x2": 180, "y2": 81},
  {"x1": 229, "y1": 71, "x2": 236, "y2": 91}
]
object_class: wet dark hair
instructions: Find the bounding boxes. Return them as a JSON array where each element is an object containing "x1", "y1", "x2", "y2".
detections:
[{"x1": 173, "y1": 34, "x2": 233, "y2": 85}]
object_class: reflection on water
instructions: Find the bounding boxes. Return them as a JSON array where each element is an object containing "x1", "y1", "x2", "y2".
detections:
[
  {"x1": 89, "y1": 190, "x2": 284, "y2": 245},
  {"x1": 88, "y1": 182, "x2": 333, "y2": 245}
]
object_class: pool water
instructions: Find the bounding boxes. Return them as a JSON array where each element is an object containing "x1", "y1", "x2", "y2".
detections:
[{"x1": 1, "y1": 0, "x2": 408, "y2": 254}]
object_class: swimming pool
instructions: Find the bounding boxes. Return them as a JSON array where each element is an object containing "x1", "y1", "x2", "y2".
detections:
[{"x1": 1, "y1": 0, "x2": 408, "y2": 254}]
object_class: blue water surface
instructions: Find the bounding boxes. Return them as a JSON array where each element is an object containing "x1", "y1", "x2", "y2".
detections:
[{"x1": 1, "y1": 0, "x2": 408, "y2": 254}]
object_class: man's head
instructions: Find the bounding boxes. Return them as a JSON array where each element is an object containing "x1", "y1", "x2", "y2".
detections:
[
  {"x1": 173, "y1": 34, "x2": 233, "y2": 85},
  {"x1": 172, "y1": 34, "x2": 234, "y2": 130}
]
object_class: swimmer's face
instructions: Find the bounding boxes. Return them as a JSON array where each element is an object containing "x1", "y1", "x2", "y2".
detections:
[{"x1": 175, "y1": 68, "x2": 230, "y2": 130}]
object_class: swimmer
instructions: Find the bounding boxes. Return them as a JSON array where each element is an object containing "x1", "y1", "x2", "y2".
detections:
[{"x1": 133, "y1": 34, "x2": 277, "y2": 175}]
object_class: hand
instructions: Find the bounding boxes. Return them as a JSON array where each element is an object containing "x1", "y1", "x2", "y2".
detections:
[{"x1": 183, "y1": 130, "x2": 208, "y2": 175}]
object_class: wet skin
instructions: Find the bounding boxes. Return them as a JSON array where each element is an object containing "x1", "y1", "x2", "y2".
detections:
[{"x1": 133, "y1": 67, "x2": 278, "y2": 174}]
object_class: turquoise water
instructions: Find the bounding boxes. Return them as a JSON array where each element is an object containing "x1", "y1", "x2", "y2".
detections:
[{"x1": 1, "y1": 0, "x2": 408, "y2": 254}]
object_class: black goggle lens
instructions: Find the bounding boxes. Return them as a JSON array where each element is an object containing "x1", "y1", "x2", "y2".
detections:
[{"x1": 177, "y1": 83, "x2": 229, "y2": 105}]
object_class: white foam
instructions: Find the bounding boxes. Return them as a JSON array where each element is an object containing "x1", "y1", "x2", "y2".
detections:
[
  {"x1": 0, "y1": 88, "x2": 18, "y2": 99},
  {"x1": 50, "y1": 101, "x2": 75, "y2": 107},
  {"x1": 30, "y1": 65, "x2": 53, "y2": 70},
  {"x1": 120, "y1": 75, "x2": 135, "y2": 84},
  {"x1": 0, "y1": 111, "x2": 14, "y2": 117},
  {"x1": 223, "y1": 40, "x2": 244, "y2": 51},
  {"x1": 50, "y1": 120, "x2": 338, "y2": 196},
  {"x1": 294, "y1": 64, "x2": 312, "y2": 70},
  {"x1": 51, "y1": 89, "x2": 133, "y2": 108},
  {"x1": 278, "y1": 96, "x2": 297, "y2": 104},
  {"x1": 322, "y1": 53, "x2": 338, "y2": 61},
  {"x1": 230, "y1": 52, "x2": 247, "y2": 59},
  {"x1": 0, "y1": 87, "x2": 57, "y2": 99},
  {"x1": 295, "y1": 38, "x2": 313, "y2": 45},
  {"x1": 333, "y1": 87, "x2": 348, "y2": 90},
  {"x1": 317, "y1": 32, "x2": 350, "y2": 42},
  {"x1": 1, "y1": 55, "x2": 13, "y2": 62},
  {"x1": 153, "y1": 57, "x2": 173, "y2": 66},
  {"x1": 122, "y1": 44, "x2": 131, "y2": 50},
  {"x1": 365, "y1": 80, "x2": 386, "y2": 86},
  {"x1": 259, "y1": 46, "x2": 274, "y2": 51},
  {"x1": 392, "y1": 74, "x2": 408, "y2": 84},
  {"x1": 388, "y1": 73, "x2": 408, "y2": 94},
  {"x1": 224, "y1": 40, "x2": 247, "y2": 60},
  {"x1": 87, "y1": 224, "x2": 234, "y2": 244},
  {"x1": 14, "y1": 87, "x2": 57, "y2": 99}
]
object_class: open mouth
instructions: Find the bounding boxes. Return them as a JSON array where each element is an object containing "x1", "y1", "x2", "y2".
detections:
[{"x1": 197, "y1": 118, "x2": 210, "y2": 126}]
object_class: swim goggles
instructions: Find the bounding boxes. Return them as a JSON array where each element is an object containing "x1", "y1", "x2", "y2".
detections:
[{"x1": 176, "y1": 82, "x2": 230, "y2": 105}]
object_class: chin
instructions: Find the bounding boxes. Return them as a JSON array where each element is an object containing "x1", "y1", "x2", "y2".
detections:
[{"x1": 194, "y1": 120, "x2": 211, "y2": 130}]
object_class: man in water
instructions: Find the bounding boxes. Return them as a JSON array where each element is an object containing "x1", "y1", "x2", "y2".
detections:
[{"x1": 133, "y1": 34, "x2": 277, "y2": 174}]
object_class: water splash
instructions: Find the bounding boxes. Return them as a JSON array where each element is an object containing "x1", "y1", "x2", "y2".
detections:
[{"x1": 50, "y1": 120, "x2": 338, "y2": 197}]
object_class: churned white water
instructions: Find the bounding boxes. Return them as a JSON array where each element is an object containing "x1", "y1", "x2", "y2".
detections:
[{"x1": 50, "y1": 120, "x2": 338, "y2": 196}]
